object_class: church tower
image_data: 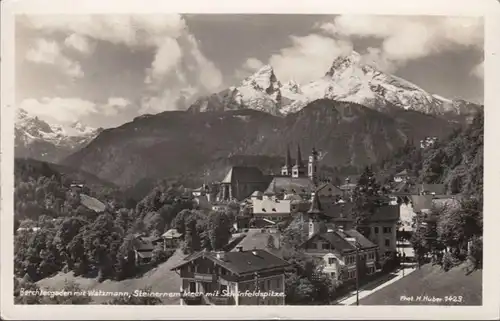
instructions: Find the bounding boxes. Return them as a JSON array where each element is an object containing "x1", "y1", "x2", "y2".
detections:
[
  {"x1": 308, "y1": 147, "x2": 319, "y2": 186},
  {"x1": 308, "y1": 192, "x2": 323, "y2": 239},
  {"x1": 292, "y1": 145, "x2": 306, "y2": 178},
  {"x1": 281, "y1": 145, "x2": 292, "y2": 176}
]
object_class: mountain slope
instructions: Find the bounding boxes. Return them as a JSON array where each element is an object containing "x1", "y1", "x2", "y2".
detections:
[
  {"x1": 189, "y1": 51, "x2": 482, "y2": 119},
  {"x1": 15, "y1": 108, "x2": 102, "y2": 162},
  {"x1": 63, "y1": 100, "x2": 456, "y2": 188}
]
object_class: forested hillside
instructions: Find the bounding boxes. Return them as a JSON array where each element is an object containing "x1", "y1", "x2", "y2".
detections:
[{"x1": 377, "y1": 110, "x2": 483, "y2": 199}]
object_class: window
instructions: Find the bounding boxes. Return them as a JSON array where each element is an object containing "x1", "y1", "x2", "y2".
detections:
[
  {"x1": 189, "y1": 282, "x2": 196, "y2": 293},
  {"x1": 374, "y1": 227, "x2": 379, "y2": 234},
  {"x1": 383, "y1": 227, "x2": 392, "y2": 234},
  {"x1": 385, "y1": 239, "x2": 390, "y2": 247},
  {"x1": 330, "y1": 272, "x2": 336, "y2": 278},
  {"x1": 328, "y1": 257, "x2": 336, "y2": 265},
  {"x1": 322, "y1": 243, "x2": 330, "y2": 250},
  {"x1": 266, "y1": 280, "x2": 271, "y2": 290}
]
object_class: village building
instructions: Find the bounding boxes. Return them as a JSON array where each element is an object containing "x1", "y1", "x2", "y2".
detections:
[
  {"x1": 301, "y1": 227, "x2": 378, "y2": 282},
  {"x1": 306, "y1": 191, "x2": 399, "y2": 260},
  {"x1": 162, "y1": 228, "x2": 183, "y2": 250},
  {"x1": 393, "y1": 169, "x2": 411, "y2": 183},
  {"x1": 218, "y1": 167, "x2": 272, "y2": 201},
  {"x1": 132, "y1": 234, "x2": 162, "y2": 265},
  {"x1": 171, "y1": 249, "x2": 290, "y2": 305},
  {"x1": 365, "y1": 205, "x2": 400, "y2": 257},
  {"x1": 251, "y1": 197, "x2": 293, "y2": 223},
  {"x1": 412, "y1": 183, "x2": 446, "y2": 196}
]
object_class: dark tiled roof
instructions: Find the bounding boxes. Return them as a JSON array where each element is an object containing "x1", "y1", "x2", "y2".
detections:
[
  {"x1": 395, "y1": 169, "x2": 409, "y2": 176},
  {"x1": 305, "y1": 228, "x2": 377, "y2": 253},
  {"x1": 340, "y1": 229, "x2": 377, "y2": 249},
  {"x1": 321, "y1": 202, "x2": 355, "y2": 220},
  {"x1": 221, "y1": 166, "x2": 266, "y2": 184},
  {"x1": 230, "y1": 229, "x2": 281, "y2": 252},
  {"x1": 370, "y1": 205, "x2": 400, "y2": 222},
  {"x1": 314, "y1": 231, "x2": 354, "y2": 252},
  {"x1": 171, "y1": 249, "x2": 290, "y2": 275},
  {"x1": 413, "y1": 183, "x2": 446, "y2": 195},
  {"x1": 410, "y1": 195, "x2": 433, "y2": 212},
  {"x1": 317, "y1": 183, "x2": 343, "y2": 195},
  {"x1": 264, "y1": 177, "x2": 315, "y2": 195}
]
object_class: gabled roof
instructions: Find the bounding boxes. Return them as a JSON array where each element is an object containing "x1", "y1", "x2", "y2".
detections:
[
  {"x1": 395, "y1": 169, "x2": 409, "y2": 177},
  {"x1": 338, "y1": 229, "x2": 377, "y2": 249},
  {"x1": 136, "y1": 251, "x2": 153, "y2": 258},
  {"x1": 221, "y1": 166, "x2": 266, "y2": 184},
  {"x1": 264, "y1": 177, "x2": 315, "y2": 195},
  {"x1": 170, "y1": 249, "x2": 290, "y2": 275},
  {"x1": 80, "y1": 194, "x2": 106, "y2": 213},
  {"x1": 317, "y1": 182, "x2": 343, "y2": 194},
  {"x1": 304, "y1": 228, "x2": 377, "y2": 253},
  {"x1": 133, "y1": 236, "x2": 155, "y2": 251},
  {"x1": 162, "y1": 228, "x2": 183, "y2": 239}
]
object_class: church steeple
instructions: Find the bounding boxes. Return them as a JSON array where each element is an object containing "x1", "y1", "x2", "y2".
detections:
[
  {"x1": 308, "y1": 192, "x2": 322, "y2": 215},
  {"x1": 292, "y1": 144, "x2": 306, "y2": 178},
  {"x1": 308, "y1": 146, "x2": 319, "y2": 186},
  {"x1": 286, "y1": 145, "x2": 292, "y2": 167},
  {"x1": 281, "y1": 144, "x2": 293, "y2": 176},
  {"x1": 296, "y1": 144, "x2": 303, "y2": 167},
  {"x1": 307, "y1": 192, "x2": 324, "y2": 238}
]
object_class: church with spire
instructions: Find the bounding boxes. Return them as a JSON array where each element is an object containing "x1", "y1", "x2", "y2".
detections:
[
  {"x1": 261, "y1": 144, "x2": 325, "y2": 199},
  {"x1": 280, "y1": 144, "x2": 319, "y2": 182}
]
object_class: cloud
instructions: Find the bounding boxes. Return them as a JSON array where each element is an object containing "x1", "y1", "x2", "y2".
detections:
[
  {"x1": 19, "y1": 97, "x2": 97, "y2": 124},
  {"x1": 269, "y1": 34, "x2": 353, "y2": 84},
  {"x1": 243, "y1": 58, "x2": 264, "y2": 71},
  {"x1": 64, "y1": 33, "x2": 94, "y2": 55},
  {"x1": 234, "y1": 57, "x2": 265, "y2": 80},
  {"x1": 103, "y1": 97, "x2": 132, "y2": 115},
  {"x1": 25, "y1": 38, "x2": 84, "y2": 79},
  {"x1": 317, "y1": 15, "x2": 483, "y2": 71},
  {"x1": 141, "y1": 33, "x2": 223, "y2": 113},
  {"x1": 471, "y1": 60, "x2": 484, "y2": 79},
  {"x1": 21, "y1": 14, "x2": 223, "y2": 114},
  {"x1": 18, "y1": 96, "x2": 135, "y2": 126},
  {"x1": 20, "y1": 14, "x2": 187, "y2": 48}
]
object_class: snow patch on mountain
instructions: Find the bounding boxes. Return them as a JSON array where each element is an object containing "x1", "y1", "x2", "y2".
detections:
[
  {"x1": 189, "y1": 51, "x2": 480, "y2": 117},
  {"x1": 15, "y1": 108, "x2": 102, "y2": 162}
]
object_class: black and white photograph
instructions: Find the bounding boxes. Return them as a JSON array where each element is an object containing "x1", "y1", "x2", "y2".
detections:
[{"x1": 1, "y1": 0, "x2": 499, "y2": 319}]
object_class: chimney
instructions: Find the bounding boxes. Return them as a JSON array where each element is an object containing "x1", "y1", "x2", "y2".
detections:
[{"x1": 236, "y1": 246, "x2": 243, "y2": 252}]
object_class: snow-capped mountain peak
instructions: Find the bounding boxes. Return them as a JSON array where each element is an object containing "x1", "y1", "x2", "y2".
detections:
[
  {"x1": 15, "y1": 108, "x2": 102, "y2": 162},
  {"x1": 189, "y1": 51, "x2": 480, "y2": 117}
]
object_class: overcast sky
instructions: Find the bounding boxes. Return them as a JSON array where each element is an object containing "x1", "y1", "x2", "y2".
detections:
[{"x1": 15, "y1": 14, "x2": 484, "y2": 128}]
